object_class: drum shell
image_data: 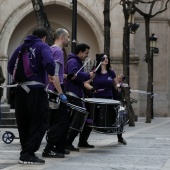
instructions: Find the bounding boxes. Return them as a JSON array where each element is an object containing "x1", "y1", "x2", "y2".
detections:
[
  {"x1": 86, "y1": 102, "x2": 119, "y2": 128},
  {"x1": 66, "y1": 92, "x2": 88, "y2": 132},
  {"x1": 70, "y1": 109, "x2": 88, "y2": 132}
]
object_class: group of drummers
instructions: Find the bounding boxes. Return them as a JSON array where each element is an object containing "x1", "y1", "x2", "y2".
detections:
[
  {"x1": 44, "y1": 42, "x2": 127, "y2": 159},
  {"x1": 7, "y1": 27, "x2": 127, "y2": 165}
]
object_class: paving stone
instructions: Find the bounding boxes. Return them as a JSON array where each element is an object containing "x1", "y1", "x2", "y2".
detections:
[{"x1": 0, "y1": 117, "x2": 170, "y2": 170}]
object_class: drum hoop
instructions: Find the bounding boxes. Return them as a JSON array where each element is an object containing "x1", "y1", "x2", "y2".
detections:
[
  {"x1": 66, "y1": 91, "x2": 80, "y2": 99},
  {"x1": 67, "y1": 103, "x2": 88, "y2": 114},
  {"x1": 47, "y1": 89, "x2": 59, "y2": 96},
  {"x1": 83, "y1": 98, "x2": 120, "y2": 105}
]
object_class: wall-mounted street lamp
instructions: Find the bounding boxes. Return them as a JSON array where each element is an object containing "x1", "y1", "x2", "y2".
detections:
[
  {"x1": 149, "y1": 33, "x2": 157, "y2": 48},
  {"x1": 128, "y1": 12, "x2": 140, "y2": 34},
  {"x1": 149, "y1": 33, "x2": 158, "y2": 119},
  {"x1": 34, "y1": 0, "x2": 40, "y2": 11}
]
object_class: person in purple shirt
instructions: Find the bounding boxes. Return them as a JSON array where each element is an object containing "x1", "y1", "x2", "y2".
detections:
[
  {"x1": 84, "y1": 53, "x2": 127, "y2": 145},
  {"x1": 65, "y1": 43, "x2": 95, "y2": 151},
  {"x1": 7, "y1": 27, "x2": 56, "y2": 165},
  {"x1": 42, "y1": 28, "x2": 70, "y2": 158}
]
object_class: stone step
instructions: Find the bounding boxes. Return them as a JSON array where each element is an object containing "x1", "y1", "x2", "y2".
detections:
[
  {"x1": 0, "y1": 118, "x2": 17, "y2": 126},
  {"x1": 1, "y1": 111, "x2": 15, "y2": 119},
  {"x1": 0, "y1": 125, "x2": 17, "y2": 128},
  {"x1": 0, "y1": 107, "x2": 16, "y2": 128},
  {"x1": 1, "y1": 103, "x2": 11, "y2": 112}
]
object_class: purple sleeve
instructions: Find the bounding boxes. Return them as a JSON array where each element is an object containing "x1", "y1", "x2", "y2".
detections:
[
  {"x1": 53, "y1": 49, "x2": 63, "y2": 65},
  {"x1": 41, "y1": 44, "x2": 55, "y2": 76},
  {"x1": 76, "y1": 72, "x2": 90, "y2": 81},
  {"x1": 67, "y1": 59, "x2": 90, "y2": 81},
  {"x1": 67, "y1": 59, "x2": 78, "y2": 73},
  {"x1": 8, "y1": 46, "x2": 21, "y2": 75},
  {"x1": 110, "y1": 70, "x2": 116, "y2": 79}
]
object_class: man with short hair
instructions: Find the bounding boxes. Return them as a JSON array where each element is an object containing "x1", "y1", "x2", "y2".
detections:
[
  {"x1": 65, "y1": 43, "x2": 95, "y2": 151},
  {"x1": 42, "y1": 28, "x2": 71, "y2": 158},
  {"x1": 8, "y1": 27, "x2": 56, "y2": 165}
]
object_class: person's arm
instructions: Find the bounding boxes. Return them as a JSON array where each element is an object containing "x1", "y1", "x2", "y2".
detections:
[
  {"x1": 84, "y1": 76, "x2": 97, "y2": 93},
  {"x1": 8, "y1": 47, "x2": 20, "y2": 75},
  {"x1": 41, "y1": 44, "x2": 55, "y2": 76},
  {"x1": 67, "y1": 59, "x2": 94, "y2": 81},
  {"x1": 48, "y1": 75, "x2": 55, "y2": 83},
  {"x1": 84, "y1": 79, "x2": 94, "y2": 91},
  {"x1": 53, "y1": 62, "x2": 67, "y2": 103},
  {"x1": 113, "y1": 77, "x2": 122, "y2": 92},
  {"x1": 53, "y1": 62, "x2": 63, "y2": 94},
  {"x1": 113, "y1": 77, "x2": 118, "y2": 88}
]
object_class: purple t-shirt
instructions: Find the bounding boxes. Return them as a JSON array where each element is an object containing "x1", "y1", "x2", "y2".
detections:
[
  {"x1": 48, "y1": 45, "x2": 64, "y2": 91},
  {"x1": 93, "y1": 70, "x2": 116, "y2": 98}
]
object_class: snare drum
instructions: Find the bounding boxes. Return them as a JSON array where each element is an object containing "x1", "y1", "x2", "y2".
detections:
[
  {"x1": 84, "y1": 98, "x2": 120, "y2": 132},
  {"x1": 66, "y1": 91, "x2": 88, "y2": 132},
  {"x1": 47, "y1": 89, "x2": 60, "y2": 109}
]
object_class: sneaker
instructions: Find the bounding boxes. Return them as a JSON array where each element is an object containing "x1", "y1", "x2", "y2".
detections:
[
  {"x1": 64, "y1": 149, "x2": 70, "y2": 155},
  {"x1": 42, "y1": 150, "x2": 65, "y2": 158},
  {"x1": 18, "y1": 155, "x2": 45, "y2": 165},
  {"x1": 78, "y1": 142, "x2": 94, "y2": 148},
  {"x1": 118, "y1": 138, "x2": 127, "y2": 145},
  {"x1": 66, "y1": 144, "x2": 80, "y2": 152}
]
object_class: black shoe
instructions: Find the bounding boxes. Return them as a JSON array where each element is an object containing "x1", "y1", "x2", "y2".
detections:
[
  {"x1": 118, "y1": 138, "x2": 127, "y2": 145},
  {"x1": 64, "y1": 149, "x2": 70, "y2": 155},
  {"x1": 19, "y1": 155, "x2": 45, "y2": 165},
  {"x1": 78, "y1": 142, "x2": 94, "y2": 148},
  {"x1": 42, "y1": 150, "x2": 65, "y2": 158},
  {"x1": 66, "y1": 145, "x2": 80, "y2": 152}
]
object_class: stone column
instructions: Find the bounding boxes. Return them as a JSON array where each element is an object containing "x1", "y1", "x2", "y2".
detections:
[{"x1": 0, "y1": 55, "x2": 9, "y2": 103}]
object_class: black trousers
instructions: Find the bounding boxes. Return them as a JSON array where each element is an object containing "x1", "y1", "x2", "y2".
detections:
[
  {"x1": 45, "y1": 102, "x2": 69, "y2": 154},
  {"x1": 66, "y1": 95, "x2": 92, "y2": 145},
  {"x1": 15, "y1": 86, "x2": 49, "y2": 156}
]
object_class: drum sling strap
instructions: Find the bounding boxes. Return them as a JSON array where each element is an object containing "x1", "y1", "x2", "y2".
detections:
[{"x1": 19, "y1": 81, "x2": 45, "y2": 93}]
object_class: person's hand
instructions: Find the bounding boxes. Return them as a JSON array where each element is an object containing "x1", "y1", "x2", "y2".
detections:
[
  {"x1": 59, "y1": 93, "x2": 68, "y2": 103},
  {"x1": 116, "y1": 84, "x2": 121, "y2": 92},
  {"x1": 67, "y1": 73, "x2": 76, "y2": 80},
  {"x1": 48, "y1": 75, "x2": 55, "y2": 83},
  {"x1": 89, "y1": 72, "x2": 95, "y2": 79},
  {"x1": 90, "y1": 87, "x2": 97, "y2": 93}
]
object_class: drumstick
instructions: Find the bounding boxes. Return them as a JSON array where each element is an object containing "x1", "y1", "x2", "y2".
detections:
[
  {"x1": 75, "y1": 58, "x2": 91, "y2": 76},
  {"x1": 93, "y1": 56, "x2": 105, "y2": 73}
]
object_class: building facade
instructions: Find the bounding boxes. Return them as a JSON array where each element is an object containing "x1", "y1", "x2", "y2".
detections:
[{"x1": 0, "y1": 0, "x2": 169, "y2": 117}]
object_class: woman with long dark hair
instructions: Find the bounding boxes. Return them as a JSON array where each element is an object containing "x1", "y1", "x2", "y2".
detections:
[{"x1": 84, "y1": 53, "x2": 127, "y2": 145}]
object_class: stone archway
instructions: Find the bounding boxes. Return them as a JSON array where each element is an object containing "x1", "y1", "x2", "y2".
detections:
[
  {"x1": 0, "y1": 0, "x2": 104, "y2": 101},
  {"x1": 0, "y1": 0, "x2": 104, "y2": 58}
]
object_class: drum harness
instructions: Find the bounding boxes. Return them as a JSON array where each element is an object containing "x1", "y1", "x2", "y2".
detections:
[{"x1": 0, "y1": 81, "x2": 45, "y2": 93}]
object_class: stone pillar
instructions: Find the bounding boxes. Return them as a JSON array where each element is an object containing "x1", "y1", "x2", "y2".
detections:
[{"x1": 0, "y1": 55, "x2": 9, "y2": 103}]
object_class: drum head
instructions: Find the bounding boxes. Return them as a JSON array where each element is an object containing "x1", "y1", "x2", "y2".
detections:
[{"x1": 84, "y1": 98, "x2": 120, "y2": 105}]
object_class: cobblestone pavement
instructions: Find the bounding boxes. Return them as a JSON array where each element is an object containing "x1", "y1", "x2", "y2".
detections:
[{"x1": 0, "y1": 117, "x2": 170, "y2": 170}]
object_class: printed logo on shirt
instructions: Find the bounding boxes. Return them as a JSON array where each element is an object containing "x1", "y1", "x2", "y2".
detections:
[{"x1": 108, "y1": 76, "x2": 112, "y2": 80}]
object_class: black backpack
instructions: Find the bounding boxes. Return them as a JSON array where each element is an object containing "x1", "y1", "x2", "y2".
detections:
[{"x1": 12, "y1": 45, "x2": 36, "y2": 83}]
